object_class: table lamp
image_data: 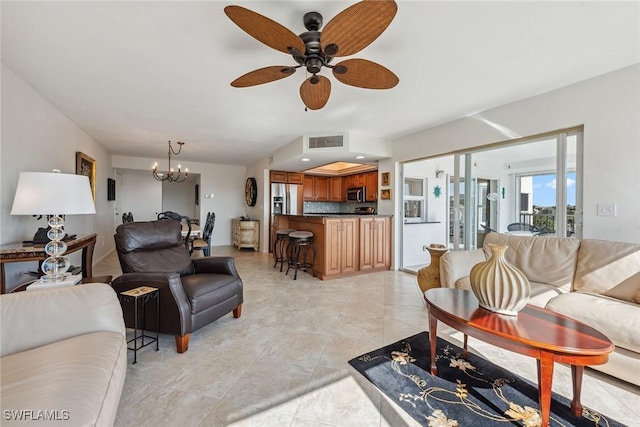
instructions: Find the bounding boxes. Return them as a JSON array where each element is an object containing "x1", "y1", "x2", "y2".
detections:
[{"x1": 10, "y1": 171, "x2": 96, "y2": 282}]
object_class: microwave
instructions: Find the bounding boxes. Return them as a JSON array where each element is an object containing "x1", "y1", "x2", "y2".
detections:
[{"x1": 347, "y1": 186, "x2": 366, "y2": 202}]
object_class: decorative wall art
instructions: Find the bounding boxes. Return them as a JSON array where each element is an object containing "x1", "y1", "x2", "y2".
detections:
[
  {"x1": 433, "y1": 185, "x2": 441, "y2": 198},
  {"x1": 76, "y1": 152, "x2": 96, "y2": 201},
  {"x1": 381, "y1": 172, "x2": 390, "y2": 187},
  {"x1": 381, "y1": 188, "x2": 391, "y2": 200}
]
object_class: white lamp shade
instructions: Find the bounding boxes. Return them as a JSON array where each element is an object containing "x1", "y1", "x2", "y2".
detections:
[{"x1": 11, "y1": 172, "x2": 96, "y2": 215}]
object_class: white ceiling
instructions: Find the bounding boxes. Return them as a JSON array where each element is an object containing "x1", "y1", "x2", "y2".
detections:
[{"x1": 2, "y1": 1, "x2": 639, "y2": 170}]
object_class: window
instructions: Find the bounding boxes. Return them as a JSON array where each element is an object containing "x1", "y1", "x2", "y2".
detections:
[{"x1": 404, "y1": 177, "x2": 426, "y2": 223}]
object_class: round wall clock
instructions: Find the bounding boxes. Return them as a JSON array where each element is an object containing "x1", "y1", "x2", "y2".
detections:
[{"x1": 245, "y1": 177, "x2": 257, "y2": 207}]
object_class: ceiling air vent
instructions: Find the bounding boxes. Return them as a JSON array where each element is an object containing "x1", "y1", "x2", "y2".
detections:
[{"x1": 307, "y1": 135, "x2": 344, "y2": 150}]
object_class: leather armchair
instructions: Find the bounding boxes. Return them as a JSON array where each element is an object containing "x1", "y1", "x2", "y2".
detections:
[{"x1": 111, "y1": 220, "x2": 243, "y2": 353}]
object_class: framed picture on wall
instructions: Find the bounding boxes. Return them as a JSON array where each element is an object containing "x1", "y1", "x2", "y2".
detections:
[
  {"x1": 76, "y1": 152, "x2": 96, "y2": 201},
  {"x1": 381, "y1": 188, "x2": 391, "y2": 200},
  {"x1": 381, "y1": 172, "x2": 390, "y2": 187}
]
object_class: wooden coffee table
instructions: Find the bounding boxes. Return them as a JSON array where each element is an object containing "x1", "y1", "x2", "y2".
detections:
[{"x1": 425, "y1": 288, "x2": 614, "y2": 427}]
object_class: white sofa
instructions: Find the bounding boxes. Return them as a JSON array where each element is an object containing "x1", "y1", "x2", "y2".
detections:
[
  {"x1": 1, "y1": 283, "x2": 127, "y2": 426},
  {"x1": 440, "y1": 232, "x2": 640, "y2": 386}
]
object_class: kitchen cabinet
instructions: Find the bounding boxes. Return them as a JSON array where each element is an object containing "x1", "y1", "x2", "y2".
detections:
[
  {"x1": 325, "y1": 218, "x2": 358, "y2": 277},
  {"x1": 232, "y1": 219, "x2": 259, "y2": 251},
  {"x1": 303, "y1": 175, "x2": 329, "y2": 201},
  {"x1": 344, "y1": 173, "x2": 365, "y2": 189},
  {"x1": 359, "y1": 217, "x2": 391, "y2": 270},
  {"x1": 365, "y1": 171, "x2": 378, "y2": 201},
  {"x1": 270, "y1": 170, "x2": 304, "y2": 184},
  {"x1": 329, "y1": 177, "x2": 344, "y2": 202}
]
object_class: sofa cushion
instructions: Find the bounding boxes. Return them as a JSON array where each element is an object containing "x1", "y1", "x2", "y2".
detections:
[
  {"x1": 0, "y1": 331, "x2": 127, "y2": 426},
  {"x1": 483, "y1": 233, "x2": 580, "y2": 288},
  {"x1": 546, "y1": 292, "x2": 640, "y2": 354},
  {"x1": 574, "y1": 239, "x2": 640, "y2": 298}
]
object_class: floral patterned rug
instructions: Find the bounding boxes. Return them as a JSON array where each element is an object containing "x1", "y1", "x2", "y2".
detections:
[{"x1": 348, "y1": 332, "x2": 625, "y2": 427}]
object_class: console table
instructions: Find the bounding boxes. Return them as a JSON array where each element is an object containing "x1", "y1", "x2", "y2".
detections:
[{"x1": 0, "y1": 233, "x2": 97, "y2": 294}]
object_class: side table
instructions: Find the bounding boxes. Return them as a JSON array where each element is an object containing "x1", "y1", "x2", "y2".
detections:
[{"x1": 118, "y1": 286, "x2": 159, "y2": 363}]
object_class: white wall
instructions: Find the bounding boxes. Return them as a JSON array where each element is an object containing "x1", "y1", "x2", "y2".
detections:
[
  {"x1": 112, "y1": 155, "x2": 246, "y2": 247},
  {"x1": 119, "y1": 173, "x2": 162, "y2": 222},
  {"x1": 382, "y1": 65, "x2": 640, "y2": 269},
  {"x1": 402, "y1": 158, "x2": 450, "y2": 267},
  {"x1": 245, "y1": 156, "x2": 271, "y2": 252},
  {"x1": 1, "y1": 65, "x2": 115, "y2": 290},
  {"x1": 162, "y1": 178, "x2": 198, "y2": 221}
]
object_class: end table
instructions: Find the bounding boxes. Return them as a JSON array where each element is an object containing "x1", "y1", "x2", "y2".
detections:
[{"x1": 118, "y1": 286, "x2": 159, "y2": 363}]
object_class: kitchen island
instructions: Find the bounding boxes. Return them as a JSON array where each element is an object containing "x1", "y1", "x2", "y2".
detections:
[{"x1": 273, "y1": 214, "x2": 392, "y2": 280}]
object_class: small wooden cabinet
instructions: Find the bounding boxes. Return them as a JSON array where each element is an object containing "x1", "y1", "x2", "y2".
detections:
[
  {"x1": 324, "y1": 218, "x2": 358, "y2": 277},
  {"x1": 232, "y1": 219, "x2": 259, "y2": 251},
  {"x1": 270, "y1": 170, "x2": 304, "y2": 184},
  {"x1": 359, "y1": 217, "x2": 391, "y2": 270},
  {"x1": 303, "y1": 175, "x2": 329, "y2": 201}
]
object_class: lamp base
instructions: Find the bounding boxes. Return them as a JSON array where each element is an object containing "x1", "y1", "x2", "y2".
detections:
[
  {"x1": 27, "y1": 274, "x2": 82, "y2": 291},
  {"x1": 40, "y1": 273, "x2": 72, "y2": 283}
]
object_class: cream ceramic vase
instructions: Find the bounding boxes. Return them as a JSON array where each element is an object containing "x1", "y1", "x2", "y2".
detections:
[{"x1": 469, "y1": 244, "x2": 531, "y2": 316}]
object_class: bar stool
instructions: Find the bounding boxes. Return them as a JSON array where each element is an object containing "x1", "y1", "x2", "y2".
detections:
[
  {"x1": 273, "y1": 229, "x2": 296, "y2": 272},
  {"x1": 286, "y1": 231, "x2": 315, "y2": 280}
]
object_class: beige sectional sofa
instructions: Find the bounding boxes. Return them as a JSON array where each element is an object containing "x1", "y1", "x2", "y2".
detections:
[
  {"x1": 1, "y1": 283, "x2": 127, "y2": 426},
  {"x1": 439, "y1": 232, "x2": 640, "y2": 386}
]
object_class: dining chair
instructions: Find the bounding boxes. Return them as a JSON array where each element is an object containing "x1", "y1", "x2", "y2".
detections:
[
  {"x1": 191, "y1": 212, "x2": 215, "y2": 256},
  {"x1": 158, "y1": 211, "x2": 192, "y2": 250}
]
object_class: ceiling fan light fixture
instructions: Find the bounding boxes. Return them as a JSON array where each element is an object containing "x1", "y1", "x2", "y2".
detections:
[{"x1": 226, "y1": 1, "x2": 398, "y2": 109}]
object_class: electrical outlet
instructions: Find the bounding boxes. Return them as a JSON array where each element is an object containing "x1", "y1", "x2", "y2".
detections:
[{"x1": 597, "y1": 203, "x2": 616, "y2": 217}]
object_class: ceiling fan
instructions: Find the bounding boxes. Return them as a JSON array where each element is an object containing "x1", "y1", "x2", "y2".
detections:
[{"x1": 224, "y1": 0, "x2": 399, "y2": 110}]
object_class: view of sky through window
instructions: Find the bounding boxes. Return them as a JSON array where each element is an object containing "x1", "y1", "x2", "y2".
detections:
[{"x1": 532, "y1": 172, "x2": 576, "y2": 207}]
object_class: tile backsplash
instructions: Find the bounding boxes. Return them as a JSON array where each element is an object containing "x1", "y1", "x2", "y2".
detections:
[{"x1": 304, "y1": 201, "x2": 377, "y2": 214}]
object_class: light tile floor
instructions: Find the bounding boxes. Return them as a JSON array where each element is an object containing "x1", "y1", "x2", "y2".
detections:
[{"x1": 93, "y1": 247, "x2": 640, "y2": 427}]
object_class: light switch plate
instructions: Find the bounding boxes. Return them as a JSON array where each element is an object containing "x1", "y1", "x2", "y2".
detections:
[{"x1": 597, "y1": 203, "x2": 616, "y2": 216}]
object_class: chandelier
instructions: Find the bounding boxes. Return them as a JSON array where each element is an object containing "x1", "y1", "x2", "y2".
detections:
[{"x1": 152, "y1": 141, "x2": 188, "y2": 182}]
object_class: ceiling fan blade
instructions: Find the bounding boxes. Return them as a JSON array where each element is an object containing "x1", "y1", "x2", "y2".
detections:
[
  {"x1": 321, "y1": 0, "x2": 397, "y2": 57},
  {"x1": 224, "y1": 5, "x2": 305, "y2": 55},
  {"x1": 300, "y1": 75, "x2": 331, "y2": 110},
  {"x1": 332, "y1": 59, "x2": 398, "y2": 89},
  {"x1": 231, "y1": 66, "x2": 297, "y2": 88}
]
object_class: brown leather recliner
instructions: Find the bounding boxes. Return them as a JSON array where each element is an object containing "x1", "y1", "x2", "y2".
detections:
[{"x1": 111, "y1": 220, "x2": 243, "y2": 353}]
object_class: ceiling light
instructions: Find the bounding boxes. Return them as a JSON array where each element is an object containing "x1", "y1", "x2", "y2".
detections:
[
  {"x1": 152, "y1": 141, "x2": 188, "y2": 183},
  {"x1": 355, "y1": 155, "x2": 365, "y2": 159},
  {"x1": 302, "y1": 158, "x2": 310, "y2": 162}
]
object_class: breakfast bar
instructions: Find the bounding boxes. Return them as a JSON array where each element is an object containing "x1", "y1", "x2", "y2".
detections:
[{"x1": 273, "y1": 214, "x2": 391, "y2": 280}]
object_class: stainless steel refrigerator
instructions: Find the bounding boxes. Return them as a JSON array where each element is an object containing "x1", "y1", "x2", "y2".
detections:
[{"x1": 270, "y1": 183, "x2": 303, "y2": 251}]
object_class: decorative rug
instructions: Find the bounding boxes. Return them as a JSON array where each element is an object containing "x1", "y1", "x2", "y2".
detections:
[{"x1": 348, "y1": 332, "x2": 626, "y2": 427}]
